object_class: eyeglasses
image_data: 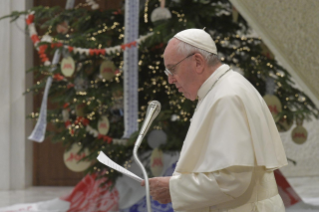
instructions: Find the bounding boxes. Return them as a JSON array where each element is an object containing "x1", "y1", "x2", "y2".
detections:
[{"x1": 164, "y1": 53, "x2": 195, "y2": 76}]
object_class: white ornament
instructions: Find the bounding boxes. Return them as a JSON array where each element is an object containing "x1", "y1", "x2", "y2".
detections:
[
  {"x1": 150, "y1": 148, "x2": 164, "y2": 176},
  {"x1": 63, "y1": 143, "x2": 91, "y2": 172},
  {"x1": 100, "y1": 60, "x2": 116, "y2": 80},
  {"x1": 171, "y1": 114, "x2": 180, "y2": 122},
  {"x1": 44, "y1": 61, "x2": 51, "y2": 66},
  {"x1": 97, "y1": 116, "x2": 110, "y2": 135},
  {"x1": 61, "y1": 56, "x2": 75, "y2": 77},
  {"x1": 291, "y1": 125, "x2": 308, "y2": 144}
]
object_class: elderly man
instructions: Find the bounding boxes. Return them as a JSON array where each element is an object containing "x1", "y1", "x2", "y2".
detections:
[{"x1": 141, "y1": 29, "x2": 287, "y2": 211}]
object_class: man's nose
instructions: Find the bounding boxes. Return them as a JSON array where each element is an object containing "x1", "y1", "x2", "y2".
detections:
[{"x1": 167, "y1": 75, "x2": 175, "y2": 84}]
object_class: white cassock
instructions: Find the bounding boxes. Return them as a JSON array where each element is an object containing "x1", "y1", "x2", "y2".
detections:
[{"x1": 169, "y1": 64, "x2": 288, "y2": 212}]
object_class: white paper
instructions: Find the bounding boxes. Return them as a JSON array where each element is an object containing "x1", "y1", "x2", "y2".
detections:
[{"x1": 97, "y1": 151, "x2": 143, "y2": 183}]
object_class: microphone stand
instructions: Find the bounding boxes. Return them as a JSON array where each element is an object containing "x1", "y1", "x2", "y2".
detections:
[
  {"x1": 133, "y1": 100, "x2": 160, "y2": 212},
  {"x1": 133, "y1": 135, "x2": 152, "y2": 212}
]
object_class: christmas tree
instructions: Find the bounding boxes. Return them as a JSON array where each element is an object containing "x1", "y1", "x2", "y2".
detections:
[{"x1": 2, "y1": 0, "x2": 318, "y2": 185}]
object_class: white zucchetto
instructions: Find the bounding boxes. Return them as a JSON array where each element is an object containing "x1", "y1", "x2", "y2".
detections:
[{"x1": 174, "y1": 28, "x2": 217, "y2": 54}]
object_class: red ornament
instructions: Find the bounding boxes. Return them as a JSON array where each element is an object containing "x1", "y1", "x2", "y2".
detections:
[
  {"x1": 53, "y1": 73, "x2": 65, "y2": 81},
  {"x1": 31, "y1": 34, "x2": 40, "y2": 43},
  {"x1": 65, "y1": 120, "x2": 71, "y2": 128},
  {"x1": 63, "y1": 103, "x2": 69, "y2": 108},
  {"x1": 68, "y1": 46, "x2": 74, "y2": 52},
  {"x1": 97, "y1": 134, "x2": 113, "y2": 144},
  {"x1": 26, "y1": 14, "x2": 34, "y2": 25}
]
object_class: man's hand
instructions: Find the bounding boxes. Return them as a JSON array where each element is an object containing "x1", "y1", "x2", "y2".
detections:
[{"x1": 141, "y1": 176, "x2": 172, "y2": 204}]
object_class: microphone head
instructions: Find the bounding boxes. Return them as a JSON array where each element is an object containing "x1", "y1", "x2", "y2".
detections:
[
  {"x1": 138, "y1": 100, "x2": 161, "y2": 139},
  {"x1": 146, "y1": 100, "x2": 161, "y2": 118}
]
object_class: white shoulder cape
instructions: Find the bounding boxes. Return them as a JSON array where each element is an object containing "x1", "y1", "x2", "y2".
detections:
[{"x1": 175, "y1": 65, "x2": 288, "y2": 173}]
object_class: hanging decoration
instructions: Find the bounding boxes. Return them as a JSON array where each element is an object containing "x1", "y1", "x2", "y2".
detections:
[
  {"x1": 151, "y1": 0, "x2": 172, "y2": 23},
  {"x1": 97, "y1": 116, "x2": 110, "y2": 135},
  {"x1": 26, "y1": 12, "x2": 152, "y2": 66},
  {"x1": 62, "y1": 107, "x2": 120, "y2": 145},
  {"x1": 61, "y1": 56, "x2": 75, "y2": 77},
  {"x1": 100, "y1": 60, "x2": 117, "y2": 81},
  {"x1": 150, "y1": 148, "x2": 164, "y2": 177},
  {"x1": 26, "y1": 9, "x2": 151, "y2": 142},
  {"x1": 147, "y1": 129, "x2": 167, "y2": 176},
  {"x1": 122, "y1": 0, "x2": 139, "y2": 139},
  {"x1": 63, "y1": 143, "x2": 91, "y2": 172},
  {"x1": 27, "y1": 0, "x2": 76, "y2": 142},
  {"x1": 291, "y1": 118, "x2": 308, "y2": 144},
  {"x1": 27, "y1": 51, "x2": 61, "y2": 142}
]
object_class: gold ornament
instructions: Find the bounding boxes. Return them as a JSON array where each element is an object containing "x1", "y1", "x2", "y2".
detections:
[
  {"x1": 63, "y1": 143, "x2": 91, "y2": 172},
  {"x1": 263, "y1": 94, "x2": 282, "y2": 122},
  {"x1": 291, "y1": 126, "x2": 308, "y2": 144},
  {"x1": 291, "y1": 119, "x2": 307, "y2": 144}
]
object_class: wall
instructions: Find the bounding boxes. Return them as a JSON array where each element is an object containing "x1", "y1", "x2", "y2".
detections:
[{"x1": 0, "y1": 0, "x2": 33, "y2": 190}]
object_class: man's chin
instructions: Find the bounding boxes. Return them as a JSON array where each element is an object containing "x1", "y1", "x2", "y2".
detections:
[{"x1": 181, "y1": 93, "x2": 194, "y2": 101}]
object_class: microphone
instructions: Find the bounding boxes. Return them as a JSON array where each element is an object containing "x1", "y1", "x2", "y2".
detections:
[
  {"x1": 135, "y1": 100, "x2": 161, "y2": 148},
  {"x1": 133, "y1": 100, "x2": 161, "y2": 212}
]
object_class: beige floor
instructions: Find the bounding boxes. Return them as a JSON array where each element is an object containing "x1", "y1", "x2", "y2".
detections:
[{"x1": 0, "y1": 176, "x2": 318, "y2": 210}]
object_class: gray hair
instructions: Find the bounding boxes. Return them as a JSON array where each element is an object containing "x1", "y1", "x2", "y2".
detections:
[{"x1": 172, "y1": 39, "x2": 220, "y2": 67}]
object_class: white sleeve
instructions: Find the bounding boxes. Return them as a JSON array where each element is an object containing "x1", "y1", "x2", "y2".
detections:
[{"x1": 169, "y1": 166, "x2": 253, "y2": 211}]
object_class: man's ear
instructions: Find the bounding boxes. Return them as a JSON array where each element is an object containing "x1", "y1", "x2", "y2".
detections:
[{"x1": 194, "y1": 53, "x2": 205, "y2": 74}]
